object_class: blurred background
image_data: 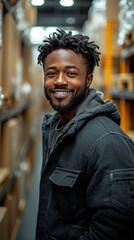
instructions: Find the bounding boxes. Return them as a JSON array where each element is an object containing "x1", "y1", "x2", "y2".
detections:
[{"x1": 0, "y1": 0, "x2": 134, "y2": 239}]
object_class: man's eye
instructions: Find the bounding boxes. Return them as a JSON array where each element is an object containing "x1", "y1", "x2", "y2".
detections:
[
  {"x1": 67, "y1": 72, "x2": 77, "y2": 76},
  {"x1": 46, "y1": 72, "x2": 56, "y2": 77}
]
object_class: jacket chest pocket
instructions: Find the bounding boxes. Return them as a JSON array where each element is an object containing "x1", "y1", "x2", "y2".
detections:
[
  {"x1": 49, "y1": 167, "x2": 81, "y2": 220},
  {"x1": 110, "y1": 168, "x2": 134, "y2": 215}
]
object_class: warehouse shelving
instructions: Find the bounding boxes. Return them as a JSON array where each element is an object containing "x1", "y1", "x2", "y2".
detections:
[
  {"x1": 0, "y1": 99, "x2": 33, "y2": 122},
  {"x1": 0, "y1": 1, "x2": 43, "y2": 239},
  {"x1": 103, "y1": 0, "x2": 134, "y2": 139},
  {"x1": 0, "y1": 173, "x2": 16, "y2": 204},
  {"x1": 111, "y1": 44, "x2": 134, "y2": 134},
  {"x1": 110, "y1": 89, "x2": 134, "y2": 100}
]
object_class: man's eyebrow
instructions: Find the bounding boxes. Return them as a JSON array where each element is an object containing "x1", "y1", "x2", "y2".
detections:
[
  {"x1": 45, "y1": 65, "x2": 80, "y2": 71},
  {"x1": 46, "y1": 66, "x2": 56, "y2": 71},
  {"x1": 65, "y1": 65, "x2": 80, "y2": 70}
]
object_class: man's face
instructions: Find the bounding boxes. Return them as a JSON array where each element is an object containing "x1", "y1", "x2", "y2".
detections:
[{"x1": 43, "y1": 49, "x2": 92, "y2": 113}]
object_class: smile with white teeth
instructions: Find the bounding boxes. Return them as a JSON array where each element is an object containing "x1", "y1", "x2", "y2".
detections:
[
  {"x1": 51, "y1": 90, "x2": 72, "y2": 99},
  {"x1": 55, "y1": 91, "x2": 69, "y2": 94}
]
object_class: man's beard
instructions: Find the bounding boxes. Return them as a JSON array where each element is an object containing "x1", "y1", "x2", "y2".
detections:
[{"x1": 44, "y1": 82, "x2": 88, "y2": 113}]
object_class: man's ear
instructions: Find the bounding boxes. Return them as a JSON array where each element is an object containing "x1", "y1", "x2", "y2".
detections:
[{"x1": 87, "y1": 73, "x2": 93, "y2": 88}]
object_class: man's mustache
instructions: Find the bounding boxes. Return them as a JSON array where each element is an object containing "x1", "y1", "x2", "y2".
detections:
[{"x1": 48, "y1": 88, "x2": 74, "y2": 93}]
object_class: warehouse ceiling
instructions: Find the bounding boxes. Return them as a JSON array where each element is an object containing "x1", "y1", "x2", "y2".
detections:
[{"x1": 36, "y1": 0, "x2": 94, "y2": 29}]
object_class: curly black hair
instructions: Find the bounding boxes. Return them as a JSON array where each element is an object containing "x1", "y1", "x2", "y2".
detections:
[{"x1": 38, "y1": 29, "x2": 100, "y2": 73}]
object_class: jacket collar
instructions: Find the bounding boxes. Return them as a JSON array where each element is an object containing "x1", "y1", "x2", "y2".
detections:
[{"x1": 42, "y1": 88, "x2": 120, "y2": 136}]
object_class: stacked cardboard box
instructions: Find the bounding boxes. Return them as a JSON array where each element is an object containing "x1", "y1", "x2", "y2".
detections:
[
  {"x1": 111, "y1": 73, "x2": 134, "y2": 91},
  {"x1": 24, "y1": 2, "x2": 37, "y2": 28},
  {"x1": 4, "y1": 194, "x2": 17, "y2": 240},
  {"x1": 118, "y1": 73, "x2": 134, "y2": 91},
  {"x1": 0, "y1": 207, "x2": 8, "y2": 240},
  {"x1": 1, "y1": 118, "x2": 22, "y2": 175},
  {"x1": 128, "y1": 130, "x2": 134, "y2": 142},
  {"x1": 0, "y1": 2, "x2": 2, "y2": 89},
  {"x1": 3, "y1": 172, "x2": 22, "y2": 240},
  {"x1": 2, "y1": 13, "x2": 17, "y2": 97},
  {"x1": 0, "y1": 168, "x2": 10, "y2": 195},
  {"x1": 19, "y1": 158, "x2": 32, "y2": 199}
]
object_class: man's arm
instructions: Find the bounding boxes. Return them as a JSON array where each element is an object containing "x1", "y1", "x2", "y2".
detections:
[{"x1": 80, "y1": 134, "x2": 134, "y2": 240}]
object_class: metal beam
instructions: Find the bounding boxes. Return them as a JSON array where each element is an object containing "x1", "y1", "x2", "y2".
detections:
[{"x1": 38, "y1": 0, "x2": 92, "y2": 8}]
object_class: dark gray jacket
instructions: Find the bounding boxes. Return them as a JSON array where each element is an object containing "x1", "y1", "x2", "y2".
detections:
[{"x1": 36, "y1": 88, "x2": 134, "y2": 240}]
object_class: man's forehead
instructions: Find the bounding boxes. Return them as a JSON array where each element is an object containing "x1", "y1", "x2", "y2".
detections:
[{"x1": 44, "y1": 48, "x2": 85, "y2": 65}]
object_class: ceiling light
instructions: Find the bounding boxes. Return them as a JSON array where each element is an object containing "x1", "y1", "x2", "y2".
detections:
[
  {"x1": 31, "y1": 0, "x2": 45, "y2": 6},
  {"x1": 45, "y1": 27, "x2": 58, "y2": 37},
  {"x1": 30, "y1": 27, "x2": 46, "y2": 44},
  {"x1": 60, "y1": 0, "x2": 74, "y2": 7}
]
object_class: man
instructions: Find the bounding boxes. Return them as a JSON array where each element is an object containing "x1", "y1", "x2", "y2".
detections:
[{"x1": 36, "y1": 29, "x2": 134, "y2": 240}]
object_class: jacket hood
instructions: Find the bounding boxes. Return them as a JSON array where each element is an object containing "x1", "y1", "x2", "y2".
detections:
[
  {"x1": 42, "y1": 88, "x2": 121, "y2": 134},
  {"x1": 74, "y1": 88, "x2": 120, "y2": 125}
]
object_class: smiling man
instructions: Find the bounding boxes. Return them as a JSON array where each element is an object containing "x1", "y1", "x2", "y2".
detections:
[
  {"x1": 44, "y1": 48, "x2": 92, "y2": 125},
  {"x1": 36, "y1": 29, "x2": 134, "y2": 240}
]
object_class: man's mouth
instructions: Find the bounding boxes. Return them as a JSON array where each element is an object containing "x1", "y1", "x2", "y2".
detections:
[
  {"x1": 50, "y1": 89, "x2": 74, "y2": 99},
  {"x1": 54, "y1": 91, "x2": 70, "y2": 94}
]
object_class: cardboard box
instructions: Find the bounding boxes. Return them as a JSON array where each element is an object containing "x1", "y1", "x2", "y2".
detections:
[
  {"x1": 0, "y1": 47, "x2": 2, "y2": 89},
  {"x1": 17, "y1": 199, "x2": 25, "y2": 219},
  {"x1": 2, "y1": 173, "x2": 21, "y2": 239},
  {"x1": 0, "y1": 2, "x2": 2, "y2": 47},
  {"x1": 0, "y1": 2, "x2": 3, "y2": 88},
  {"x1": 0, "y1": 207, "x2": 8, "y2": 240},
  {"x1": 4, "y1": 194, "x2": 16, "y2": 240},
  {"x1": 2, "y1": 13, "x2": 17, "y2": 96},
  {"x1": 111, "y1": 74, "x2": 119, "y2": 89},
  {"x1": 11, "y1": 172, "x2": 21, "y2": 216},
  {"x1": 1, "y1": 118, "x2": 22, "y2": 174},
  {"x1": 127, "y1": 130, "x2": 134, "y2": 142},
  {"x1": 19, "y1": 158, "x2": 31, "y2": 199},
  {"x1": 111, "y1": 73, "x2": 134, "y2": 91},
  {"x1": 22, "y1": 107, "x2": 33, "y2": 142},
  {"x1": 118, "y1": 73, "x2": 134, "y2": 91},
  {"x1": 25, "y1": 3, "x2": 37, "y2": 27},
  {"x1": 10, "y1": 218, "x2": 21, "y2": 240},
  {"x1": 0, "y1": 123, "x2": 1, "y2": 162},
  {"x1": 22, "y1": 46, "x2": 33, "y2": 85},
  {"x1": 0, "y1": 168, "x2": 10, "y2": 194}
]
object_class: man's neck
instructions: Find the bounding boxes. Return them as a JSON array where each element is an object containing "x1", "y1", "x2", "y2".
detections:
[{"x1": 59, "y1": 108, "x2": 77, "y2": 126}]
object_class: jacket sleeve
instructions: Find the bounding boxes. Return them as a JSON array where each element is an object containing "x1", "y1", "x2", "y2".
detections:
[{"x1": 80, "y1": 134, "x2": 134, "y2": 240}]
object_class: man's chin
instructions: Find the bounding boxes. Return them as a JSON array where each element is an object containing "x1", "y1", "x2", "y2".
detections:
[
  {"x1": 46, "y1": 96, "x2": 72, "y2": 112},
  {"x1": 45, "y1": 86, "x2": 87, "y2": 113},
  {"x1": 50, "y1": 104, "x2": 70, "y2": 113}
]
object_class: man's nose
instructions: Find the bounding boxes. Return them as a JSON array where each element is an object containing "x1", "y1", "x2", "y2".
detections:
[{"x1": 54, "y1": 73, "x2": 68, "y2": 86}]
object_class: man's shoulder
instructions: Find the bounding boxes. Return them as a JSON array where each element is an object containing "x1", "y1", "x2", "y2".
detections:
[
  {"x1": 79, "y1": 114, "x2": 125, "y2": 144},
  {"x1": 84, "y1": 115, "x2": 133, "y2": 146}
]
